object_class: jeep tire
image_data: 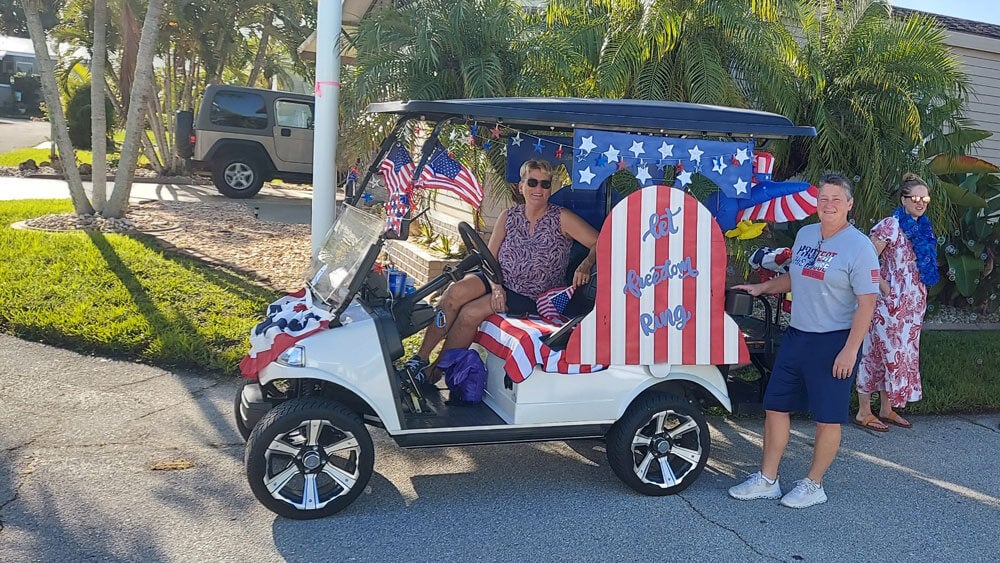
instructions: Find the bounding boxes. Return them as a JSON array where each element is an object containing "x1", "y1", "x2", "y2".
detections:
[{"x1": 213, "y1": 154, "x2": 266, "y2": 198}]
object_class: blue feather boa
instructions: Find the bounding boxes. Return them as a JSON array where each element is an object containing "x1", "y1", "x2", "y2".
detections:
[{"x1": 893, "y1": 206, "x2": 939, "y2": 287}]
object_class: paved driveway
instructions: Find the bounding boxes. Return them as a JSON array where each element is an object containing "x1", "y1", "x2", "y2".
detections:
[
  {"x1": 0, "y1": 176, "x2": 313, "y2": 224},
  {"x1": 0, "y1": 334, "x2": 997, "y2": 562},
  {"x1": 0, "y1": 119, "x2": 50, "y2": 154}
]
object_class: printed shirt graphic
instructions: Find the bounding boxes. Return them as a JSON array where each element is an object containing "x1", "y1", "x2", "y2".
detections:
[{"x1": 787, "y1": 224, "x2": 880, "y2": 333}]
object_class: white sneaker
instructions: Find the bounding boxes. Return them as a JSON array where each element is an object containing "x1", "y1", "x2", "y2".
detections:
[
  {"x1": 728, "y1": 472, "x2": 782, "y2": 500},
  {"x1": 779, "y1": 478, "x2": 827, "y2": 508}
]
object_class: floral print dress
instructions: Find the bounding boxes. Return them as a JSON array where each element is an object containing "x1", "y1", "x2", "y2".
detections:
[{"x1": 858, "y1": 217, "x2": 926, "y2": 407}]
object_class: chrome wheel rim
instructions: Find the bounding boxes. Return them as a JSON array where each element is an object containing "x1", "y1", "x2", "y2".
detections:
[
  {"x1": 224, "y1": 162, "x2": 254, "y2": 190},
  {"x1": 262, "y1": 419, "x2": 361, "y2": 511},
  {"x1": 629, "y1": 409, "x2": 703, "y2": 489}
]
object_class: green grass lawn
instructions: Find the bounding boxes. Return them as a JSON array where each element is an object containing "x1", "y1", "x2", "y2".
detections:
[
  {"x1": 0, "y1": 199, "x2": 997, "y2": 412},
  {"x1": 0, "y1": 199, "x2": 275, "y2": 374},
  {"x1": 0, "y1": 129, "x2": 153, "y2": 167},
  {"x1": 0, "y1": 147, "x2": 94, "y2": 167}
]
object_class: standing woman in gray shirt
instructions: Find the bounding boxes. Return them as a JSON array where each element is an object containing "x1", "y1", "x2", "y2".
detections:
[{"x1": 727, "y1": 174, "x2": 880, "y2": 508}]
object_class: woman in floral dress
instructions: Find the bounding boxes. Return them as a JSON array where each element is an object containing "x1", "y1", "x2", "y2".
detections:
[{"x1": 855, "y1": 173, "x2": 939, "y2": 431}]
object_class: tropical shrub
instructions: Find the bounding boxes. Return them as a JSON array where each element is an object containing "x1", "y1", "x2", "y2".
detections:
[{"x1": 65, "y1": 84, "x2": 115, "y2": 150}]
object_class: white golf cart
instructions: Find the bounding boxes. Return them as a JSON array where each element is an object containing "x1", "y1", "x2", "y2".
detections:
[{"x1": 236, "y1": 98, "x2": 816, "y2": 519}]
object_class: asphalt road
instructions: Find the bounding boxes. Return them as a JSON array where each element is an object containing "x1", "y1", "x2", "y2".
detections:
[
  {"x1": 0, "y1": 118, "x2": 50, "y2": 154},
  {"x1": 0, "y1": 334, "x2": 997, "y2": 562}
]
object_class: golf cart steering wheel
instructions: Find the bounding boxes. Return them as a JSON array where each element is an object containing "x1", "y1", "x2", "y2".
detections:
[{"x1": 458, "y1": 222, "x2": 504, "y2": 285}]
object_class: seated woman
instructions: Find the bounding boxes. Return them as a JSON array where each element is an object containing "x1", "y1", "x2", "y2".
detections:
[{"x1": 403, "y1": 159, "x2": 599, "y2": 384}]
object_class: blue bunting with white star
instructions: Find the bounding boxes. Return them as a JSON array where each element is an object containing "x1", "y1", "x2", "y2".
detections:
[
  {"x1": 571, "y1": 129, "x2": 753, "y2": 197},
  {"x1": 506, "y1": 133, "x2": 574, "y2": 182}
]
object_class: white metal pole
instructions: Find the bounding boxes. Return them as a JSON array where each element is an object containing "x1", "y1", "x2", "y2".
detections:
[{"x1": 311, "y1": 0, "x2": 343, "y2": 257}]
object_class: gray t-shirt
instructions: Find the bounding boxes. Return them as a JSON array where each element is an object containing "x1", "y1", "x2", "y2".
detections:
[{"x1": 787, "y1": 223, "x2": 880, "y2": 332}]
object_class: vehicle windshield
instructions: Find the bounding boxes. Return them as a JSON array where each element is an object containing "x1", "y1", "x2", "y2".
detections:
[{"x1": 306, "y1": 205, "x2": 384, "y2": 308}]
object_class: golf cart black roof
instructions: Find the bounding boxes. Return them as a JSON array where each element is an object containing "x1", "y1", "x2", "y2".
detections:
[{"x1": 367, "y1": 97, "x2": 816, "y2": 139}]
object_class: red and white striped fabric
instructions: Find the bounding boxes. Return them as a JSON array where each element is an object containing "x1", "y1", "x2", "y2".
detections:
[
  {"x1": 736, "y1": 184, "x2": 818, "y2": 224},
  {"x1": 739, "y1": 151, "x2": 818, "y2": 224},
  {"x1": 562, "y1": 185, "x2": 749, "y2": 367},
  {"x1": 474, "y1": 314, "x2": 605, "y2": 383}
]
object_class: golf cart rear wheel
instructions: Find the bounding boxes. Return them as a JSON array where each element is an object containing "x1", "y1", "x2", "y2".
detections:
[
  {"x1": 606, "y1": 392, "x2": 710, "y2": 496},
  {"x1": 245, "y1": 397, "x2": 374, "y2": 519}
]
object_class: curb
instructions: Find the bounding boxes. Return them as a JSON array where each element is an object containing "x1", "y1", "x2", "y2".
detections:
[{"x1": 13, "y1": 174, "x2": 212, "y2": 185}]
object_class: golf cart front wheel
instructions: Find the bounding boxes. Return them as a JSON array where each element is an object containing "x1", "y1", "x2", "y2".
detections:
[
  {"x1": 245, "y1": 397, "x2": 374, "y2": 519},
  {"x1": 606, "y1": 392, "x2": 710, "y2": 496}
]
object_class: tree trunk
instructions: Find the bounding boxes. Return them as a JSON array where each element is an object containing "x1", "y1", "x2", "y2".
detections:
[
  {"x1": 119, "y1": 0, "x2": 140, "y2": 114},
  {"x1": 105, "y1": 0, "x2": 166, "y2": 218},
  {"x1": 246, "y1": 23, "x2": 271, "y2": 88},
  {"x1": 91, "y1": 0, "x2": 108, "y2": 211},
  {"x1": 20, "y1": 0, "x2": 94, "y2": 215}
]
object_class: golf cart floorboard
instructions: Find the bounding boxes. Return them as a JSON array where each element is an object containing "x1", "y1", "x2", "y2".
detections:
[{"x1": 402, "y1": 385, "x2": 506, "y2": 430}]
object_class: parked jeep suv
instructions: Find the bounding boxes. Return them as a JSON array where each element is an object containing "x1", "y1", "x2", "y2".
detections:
[{"x1": 176, "y1": 85, "x2": 314, "y2": 198}]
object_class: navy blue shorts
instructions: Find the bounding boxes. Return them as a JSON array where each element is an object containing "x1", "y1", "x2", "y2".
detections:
[
  {"x1": 763, "y1": 327, "x2": 857, "y2": 424},
  {"x1": 473, "y1": 271, "x2": 537, "y2": 316}
]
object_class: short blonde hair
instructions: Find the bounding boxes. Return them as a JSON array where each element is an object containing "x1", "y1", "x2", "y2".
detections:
[{"x1": 519, "y1": 159, "x2": 553, "y2": 181}]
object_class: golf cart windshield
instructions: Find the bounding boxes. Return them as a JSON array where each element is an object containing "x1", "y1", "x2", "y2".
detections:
[{"x1": 306, "y1": 205, "x2": 384, "y2": 308}]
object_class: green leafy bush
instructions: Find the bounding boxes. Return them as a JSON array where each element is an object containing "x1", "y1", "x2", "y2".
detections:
[
  {"x1": 928, "y1": 155, "x2": 1000, "y2": 315},
  {"x1": 65, "y1": 84, "x2": 115, "y2": 150}
]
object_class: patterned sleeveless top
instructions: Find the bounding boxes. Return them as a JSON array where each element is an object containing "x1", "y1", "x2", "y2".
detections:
[{"x1": 497, "y1": 204, "x2": 573, "y2": 299}]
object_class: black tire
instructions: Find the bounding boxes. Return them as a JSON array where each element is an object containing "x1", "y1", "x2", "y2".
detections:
[
  {"x1": 606, "y1": 392, "x2": 710, "y2": 496},
  {"x1": 234, "y1": 382, "x2": 253, "y2": 442},
  {"x1": 212, "y1": 154, "x2": 265, "y2": 198},
  {"x1": 245, "y1": 397, "x2": 374, "y2": 519}
]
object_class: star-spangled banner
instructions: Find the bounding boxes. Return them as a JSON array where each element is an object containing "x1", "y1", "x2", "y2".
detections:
[{"x1": 571, "y1": 129, "x2": 753, "y2": 198}]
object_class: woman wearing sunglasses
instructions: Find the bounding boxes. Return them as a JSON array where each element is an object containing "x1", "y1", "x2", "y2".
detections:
[
  {"x1": 402, "y1": 159, "x2": 598, "y2": 384},
  {"x1": 854, "y1": 173, "x2": 940, "y2": 432}
]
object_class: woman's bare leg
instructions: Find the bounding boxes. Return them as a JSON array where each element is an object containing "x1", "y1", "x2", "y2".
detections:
[
  {"x1": 415, "y1": 275, "x2": 488, "y2": 359},
  {"x1": 440, "y1": 294, "x2": 496, "y2": 352}
]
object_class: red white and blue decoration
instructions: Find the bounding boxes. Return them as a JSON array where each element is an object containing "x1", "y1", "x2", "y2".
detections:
[
  {"x1": 474, "y1": 315, "x2": 605, "y2": 383},
  {"x1": 535, "y1": 285, "x2": 576, "y2": 325},
  {"x1": 562, "y1": 185, "x2": 749, "y2": 367},
  {"x1": 419, "y1": 142, "x2": 484, "y2": 208},
  {"x1": 239, "y1": 288, "x2": 332, "y2": 380},
  {"x1": 571, "y1": 128, "x2": 754, "y2": 195},
  {"x1": 379, "y1": 142, "x2": 416, "y2": 234},
  {"x1": 505, "y1": 133, "x2": 575, "y2": 182},
  {"x1": 704, "y1": 152, "x2": 818, "y2": 231}
]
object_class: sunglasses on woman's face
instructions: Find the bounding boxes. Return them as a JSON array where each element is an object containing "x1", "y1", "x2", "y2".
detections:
[
  {"x1": 907, "y1": 195, "x2": 931, "y2": 204},
  {"x1": 525, "y1": 178, "x2": 552, "y2": 189}
]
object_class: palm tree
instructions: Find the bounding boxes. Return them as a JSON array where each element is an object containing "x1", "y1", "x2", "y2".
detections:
[
  {"x1": 91, "y1": 0, "x2": 108, "y2": 211},
  {"x1": 780, "y1": 0, "x2": 969, "y2": 227},
  {"x1": 347, "y1": 0, "x2": 534, "y2": 114},
  {"x1": 541, "y1": 0, "x2": 801, "y2": 106},
  {"x1": 105, "y1": 0, "x2": 166, "y2": 217},
  {"x1": 19, "y1": 0, "x2": 94, "y2": 215}
]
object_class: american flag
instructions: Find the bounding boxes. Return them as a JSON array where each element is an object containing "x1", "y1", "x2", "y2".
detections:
[
  {"x1": 380, "y1": 143, "x2": 416, "y2": 233},
  {"x1": 419, "y1": 143, "x2": 484, "y2": 208},
  {"x1": 536, "y1": 285, "x2": 576, "y2": 325}
]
